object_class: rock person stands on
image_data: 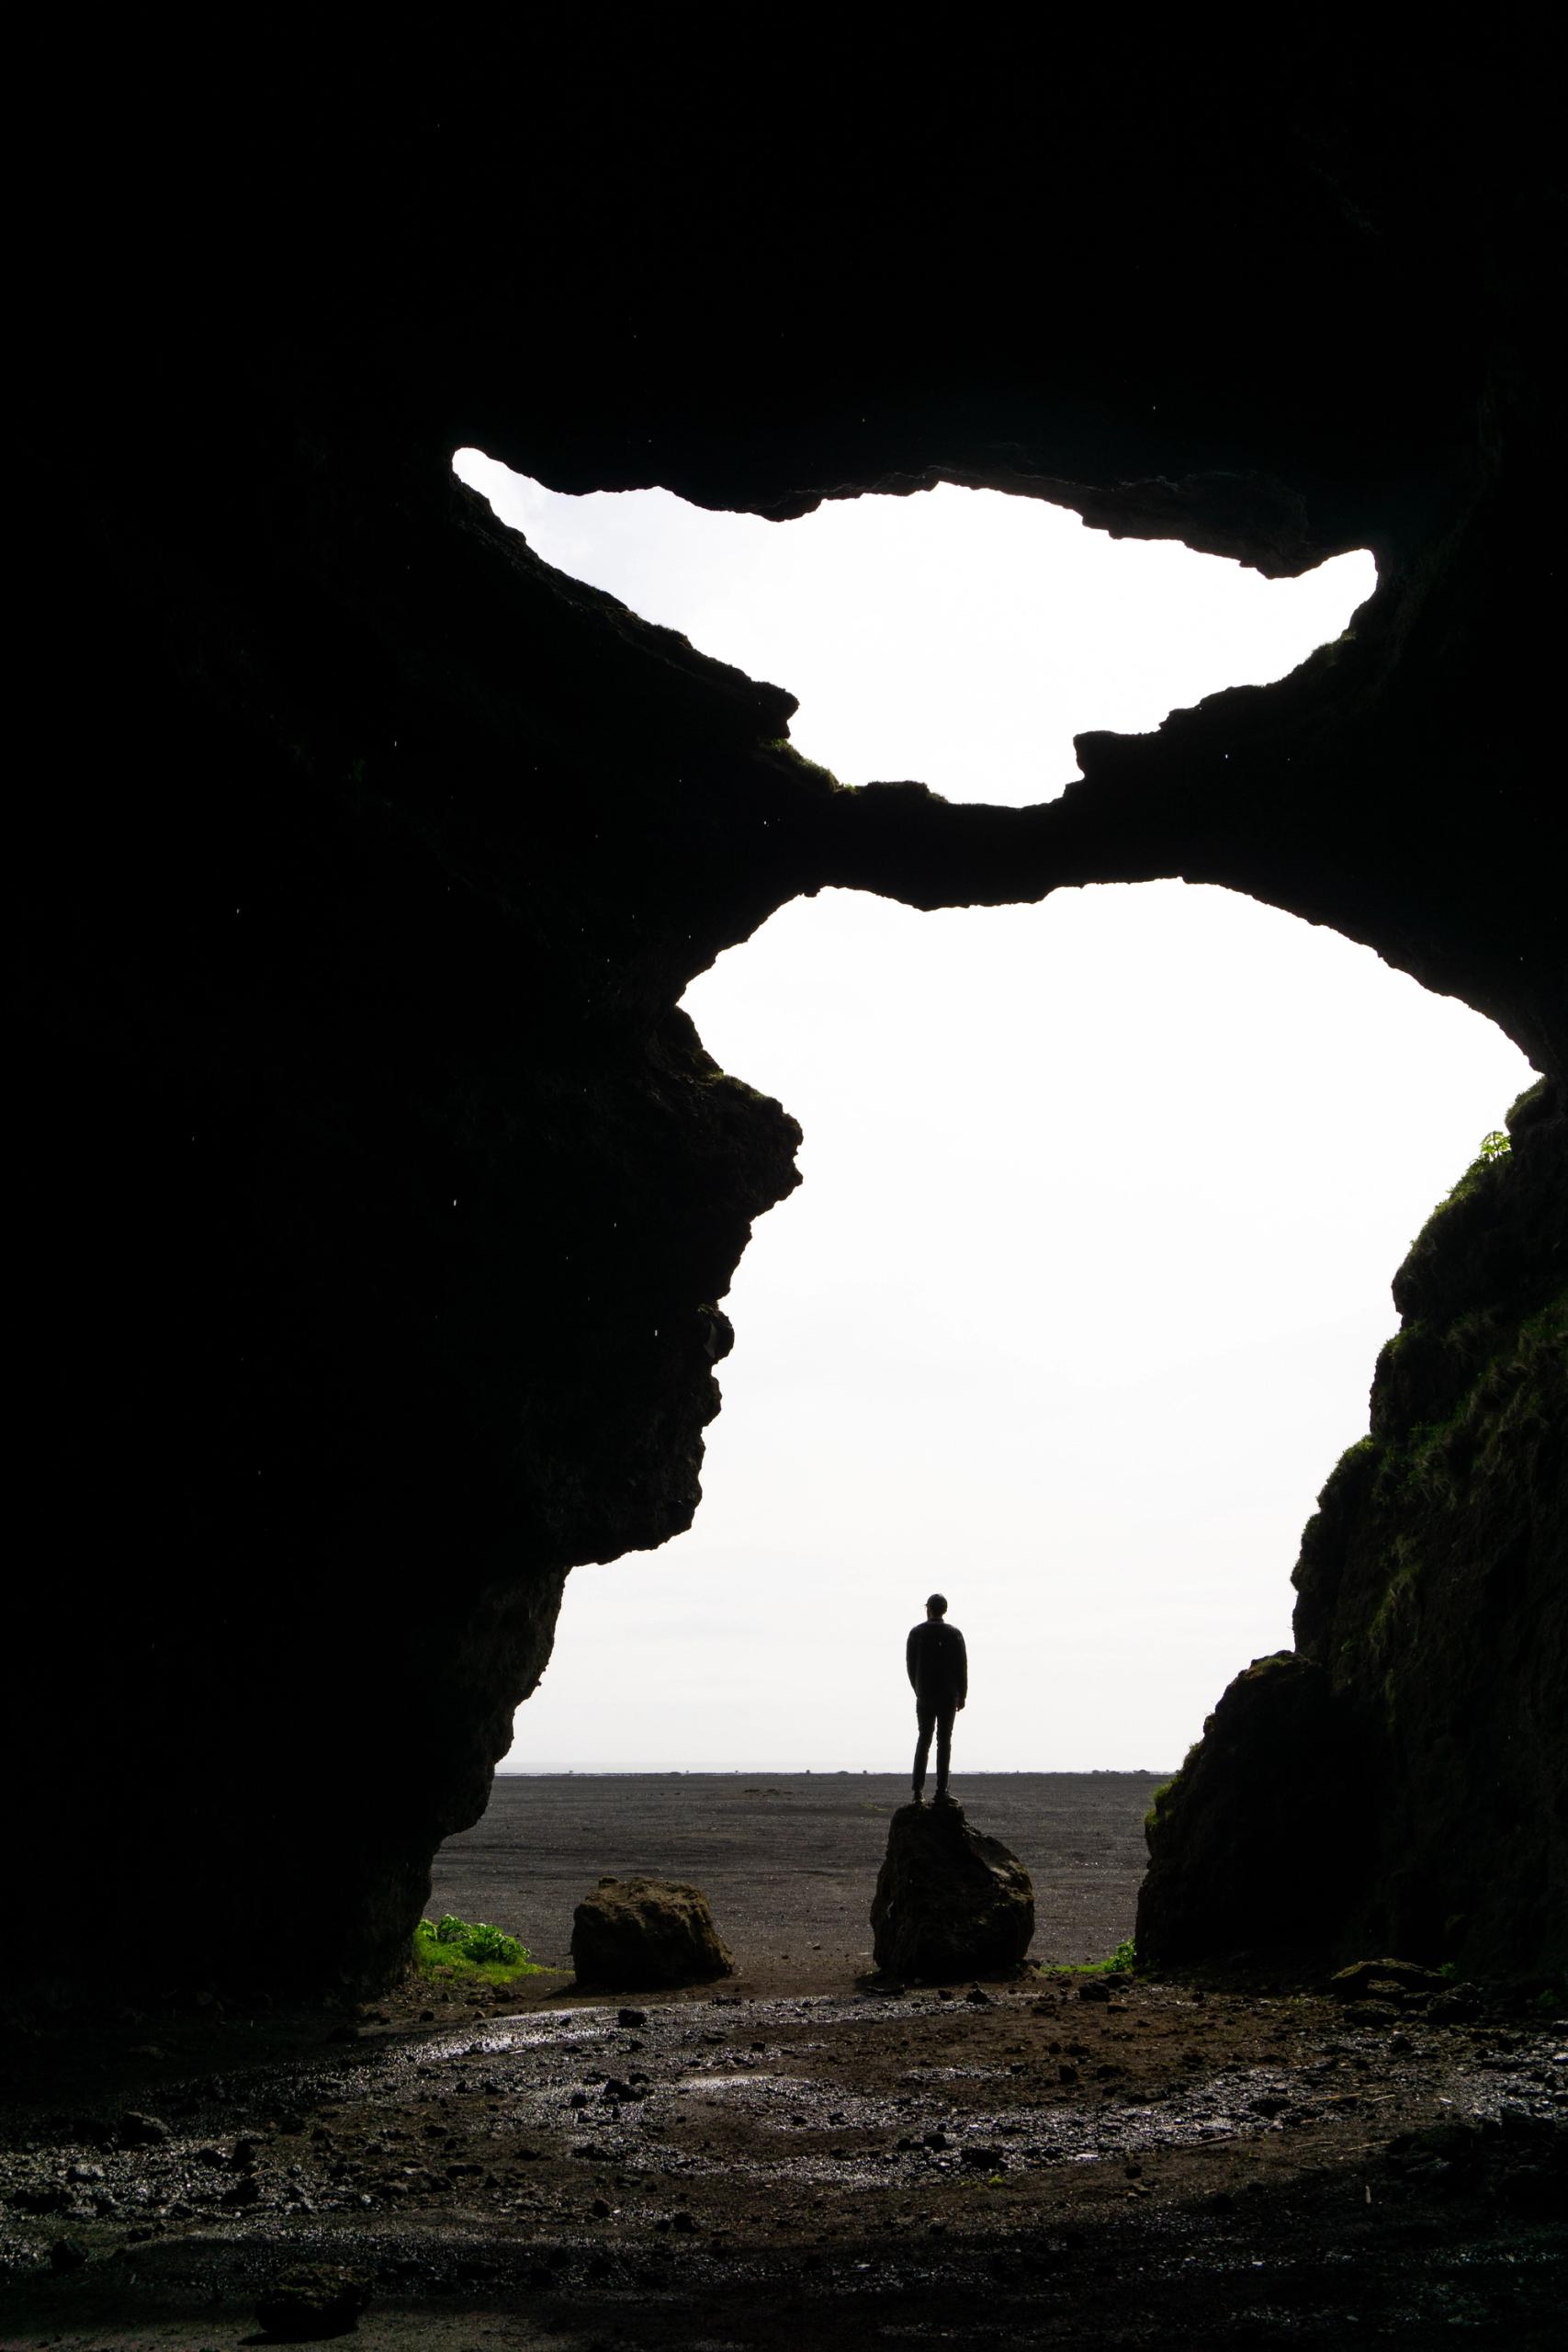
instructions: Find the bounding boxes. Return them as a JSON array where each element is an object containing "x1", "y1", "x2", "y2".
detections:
[{"x1": 907, "y1": 1593, "x2": 967, "y2": 1805}]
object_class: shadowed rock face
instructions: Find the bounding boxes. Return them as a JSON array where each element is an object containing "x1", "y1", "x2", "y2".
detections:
[
  {"x1": 1139, "y1": 1083, "x2": 1567, "y2": 1982},
  {"x1": 872, "y1": 1806, "x2": 1035, "y2": 1981},
  {"x1": 8, "y1": 40, "x2": 1562, "y2": 1996}
]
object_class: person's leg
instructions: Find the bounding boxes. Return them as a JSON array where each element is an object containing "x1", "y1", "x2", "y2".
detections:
[
  {"x1": 934, "y1": 1703, "x2": 955, "y2": 1800},
  {"x1": 913, "y1": 1703, "x2": 935, "y2": 1799}
]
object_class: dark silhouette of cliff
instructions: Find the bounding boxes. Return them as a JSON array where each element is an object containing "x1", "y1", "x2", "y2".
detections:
[
  {"x1": 9, "y1": 32, "x2": 1562, "y2": 1996},
  {"x1": 1140, "y1": 1083, "x2": 1566, "y2": 1983}
]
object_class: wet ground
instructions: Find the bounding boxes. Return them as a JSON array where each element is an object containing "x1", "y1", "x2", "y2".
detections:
[{"x1": 2, "y1": 1783, "x2": 1563, "y2": 2346}]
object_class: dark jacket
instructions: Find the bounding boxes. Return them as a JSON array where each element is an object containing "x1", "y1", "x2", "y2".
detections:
[{"x1": 907, "y1": 1619, "x2": 967, "y2": 1708}]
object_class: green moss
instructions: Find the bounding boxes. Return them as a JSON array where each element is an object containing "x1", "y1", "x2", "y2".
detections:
[
  {"x1": 1035, "y1": 1939, "x2": 1138, "y2": 1980},
  {"x1": 1314, "y1": 1435, "x2": 1378, "y2": 1520},
  {"x1": 761, "y1": 738, "x2": 853, "y2": 791},
  {"x1": 1366, "y1": 1546, "x2": 1423, "y2": 1658}
]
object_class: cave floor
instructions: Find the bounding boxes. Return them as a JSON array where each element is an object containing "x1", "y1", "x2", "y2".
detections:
[{"x1": 2, "y1": 1968, "x2": 1563, "y2": 2347}]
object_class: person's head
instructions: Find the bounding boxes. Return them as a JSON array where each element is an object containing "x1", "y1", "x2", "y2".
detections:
[{"x1": 925, "y1": 1593, "x2": 947, "y2": 1620}]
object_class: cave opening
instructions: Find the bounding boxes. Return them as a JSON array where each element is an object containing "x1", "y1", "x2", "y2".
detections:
[
  {"x1": 454, "y1": 450, "x2": 1378, "y2": 809},
  {"x1": 451, "y1": 459, "x2": 1532, "y2": 1778}
]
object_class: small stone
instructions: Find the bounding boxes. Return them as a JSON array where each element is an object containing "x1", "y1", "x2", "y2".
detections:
[
  {"x1": 50, "y1": 2237, "x2": 89, "y2": 2270},
  {"x1": 671, "y1": 2210, "x2": 698, "y2": 2233},
  {"x1": 255, "y1": 2262, "x2": 372, "y2": 2340},
  {"x1": 1327, "y1": 1958, "x2": 1446, "y2": 2002},
  {"x1": 117, "y1": 2110, "x2": 170, "y2": 2146},
  {"x1": 618, "y1": 2007, "x2": 649, "y2": 2028},
  {"x1": 1077, "y1": 1979, "x2": 1112, "y2": 2003}
]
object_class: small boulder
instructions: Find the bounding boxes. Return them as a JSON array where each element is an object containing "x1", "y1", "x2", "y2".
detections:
[
  {"x1": 571, "y1": 1875, "x2": 734, "y2": 1989},
  {"x1": 871, "y1": 1804, "x2": 1034, "y2": 1980},
  {"x1": 1327, "y1": 1958, "x2": 1446, "y2": 2003},
  {"x1": 255, "y1": 2262, "x2": 372, "y2": 2340},
  {"x1": 115, "y1": 2110, "x2": 170, "y2": 2147}
]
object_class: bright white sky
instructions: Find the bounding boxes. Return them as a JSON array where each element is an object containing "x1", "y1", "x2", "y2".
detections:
[{"x1": 456, "y1": 453, "x2": 1532, "y2": 1774}]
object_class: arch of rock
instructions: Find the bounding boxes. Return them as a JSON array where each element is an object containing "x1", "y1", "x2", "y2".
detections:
[{"x1": 12, "y1": 41, "x2": 1562, "y2": 2001}]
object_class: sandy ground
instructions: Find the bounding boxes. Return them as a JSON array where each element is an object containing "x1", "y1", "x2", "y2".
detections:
[
  {"x1": 3, "y1": 1781, "x2": 1563, "y2": 2347},
  {"x1": 429, "y1": 1772, "x2": 1163, "y2": 1990}
]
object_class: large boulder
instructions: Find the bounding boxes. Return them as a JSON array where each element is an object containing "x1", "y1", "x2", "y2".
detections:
[
  {"x1": 571, "y1": 1875, "x2": 735, "y2": 1989},
  {"x1": 871, "y1": 1804, "x2": 1034, "y2": 1980}
]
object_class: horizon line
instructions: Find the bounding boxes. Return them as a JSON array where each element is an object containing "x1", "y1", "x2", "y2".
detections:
[{"x1": 494, "y1": 1764, "x2": 1175, "y2": 1777}]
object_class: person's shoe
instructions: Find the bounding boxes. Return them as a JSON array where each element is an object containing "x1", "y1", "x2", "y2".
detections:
[
  {"x1": 910, "y1": 1791, "x2": 926, "y2": 1805},
  {"x1": 933, "y1": 1790, "x2": 955, "y2": 1807}
]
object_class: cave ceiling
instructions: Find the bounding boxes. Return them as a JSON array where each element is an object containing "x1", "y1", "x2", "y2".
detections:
[{"x1": 73, "y1": 41, "x2": 1555, "y2": 1067}]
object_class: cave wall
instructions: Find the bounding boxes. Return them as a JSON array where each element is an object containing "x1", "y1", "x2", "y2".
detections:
[
  {"x1": 1137, "y1": 1081, "x2": 1567, "y2": 1983},
  {"x1": 8, "y1": 40, "x2": 1562, "y2": 1996}
]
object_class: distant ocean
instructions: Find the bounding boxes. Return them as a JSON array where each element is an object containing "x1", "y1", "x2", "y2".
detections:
[{"x1": 494, "y1": 1764, "x2": 1174, "y2": 1776}]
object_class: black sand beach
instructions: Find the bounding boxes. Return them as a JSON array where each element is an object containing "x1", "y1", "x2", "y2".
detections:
[{"x1": 431, "y1": 1771, "x2": 1167, "y2": 1986}]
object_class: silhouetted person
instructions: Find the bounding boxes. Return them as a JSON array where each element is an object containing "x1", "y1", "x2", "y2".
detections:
[{"x1": 908, "y1": 1592, "x2": 967, "y2": 1804}]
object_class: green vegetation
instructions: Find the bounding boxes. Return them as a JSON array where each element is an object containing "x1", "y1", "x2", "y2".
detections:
[
  {"x1": 1036, "y1": 1938, "x2": 1138, "y2": 1980},
  {"x1": 412, "y1": 1913, "x2": 558, "y2": 1986},
  {"x1": 1403, "y1": 1123, "x2": 1517, "y2": 1259},
  {"x1": 1437, "y1": 1126, "x2": 1512, "y2": 1216}
]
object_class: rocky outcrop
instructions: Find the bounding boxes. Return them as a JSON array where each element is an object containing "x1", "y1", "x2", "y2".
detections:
[
  {"x1": 6, "y1": 44, "x2": 1562, "y2": 2000},
  {"x1": 1138, "y1": 1083, "x2": 1567, "y2": 1981},
  {"x1": 571, "y1": 1877, "x2": 735, "y2": 1990},
  {"x1": 871, "y1": 1805, "x2": 1035, "y2": 1981}
]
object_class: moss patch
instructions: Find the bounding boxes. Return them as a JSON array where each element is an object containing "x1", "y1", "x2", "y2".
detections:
[{"x1": 1036, "y1": 1939, "x2": 1137, "y2": 1980}]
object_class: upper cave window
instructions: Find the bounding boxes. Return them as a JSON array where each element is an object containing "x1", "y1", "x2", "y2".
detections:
[{"x1": 453, "y1": 449, "x2": 1376, "y2": 807}]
